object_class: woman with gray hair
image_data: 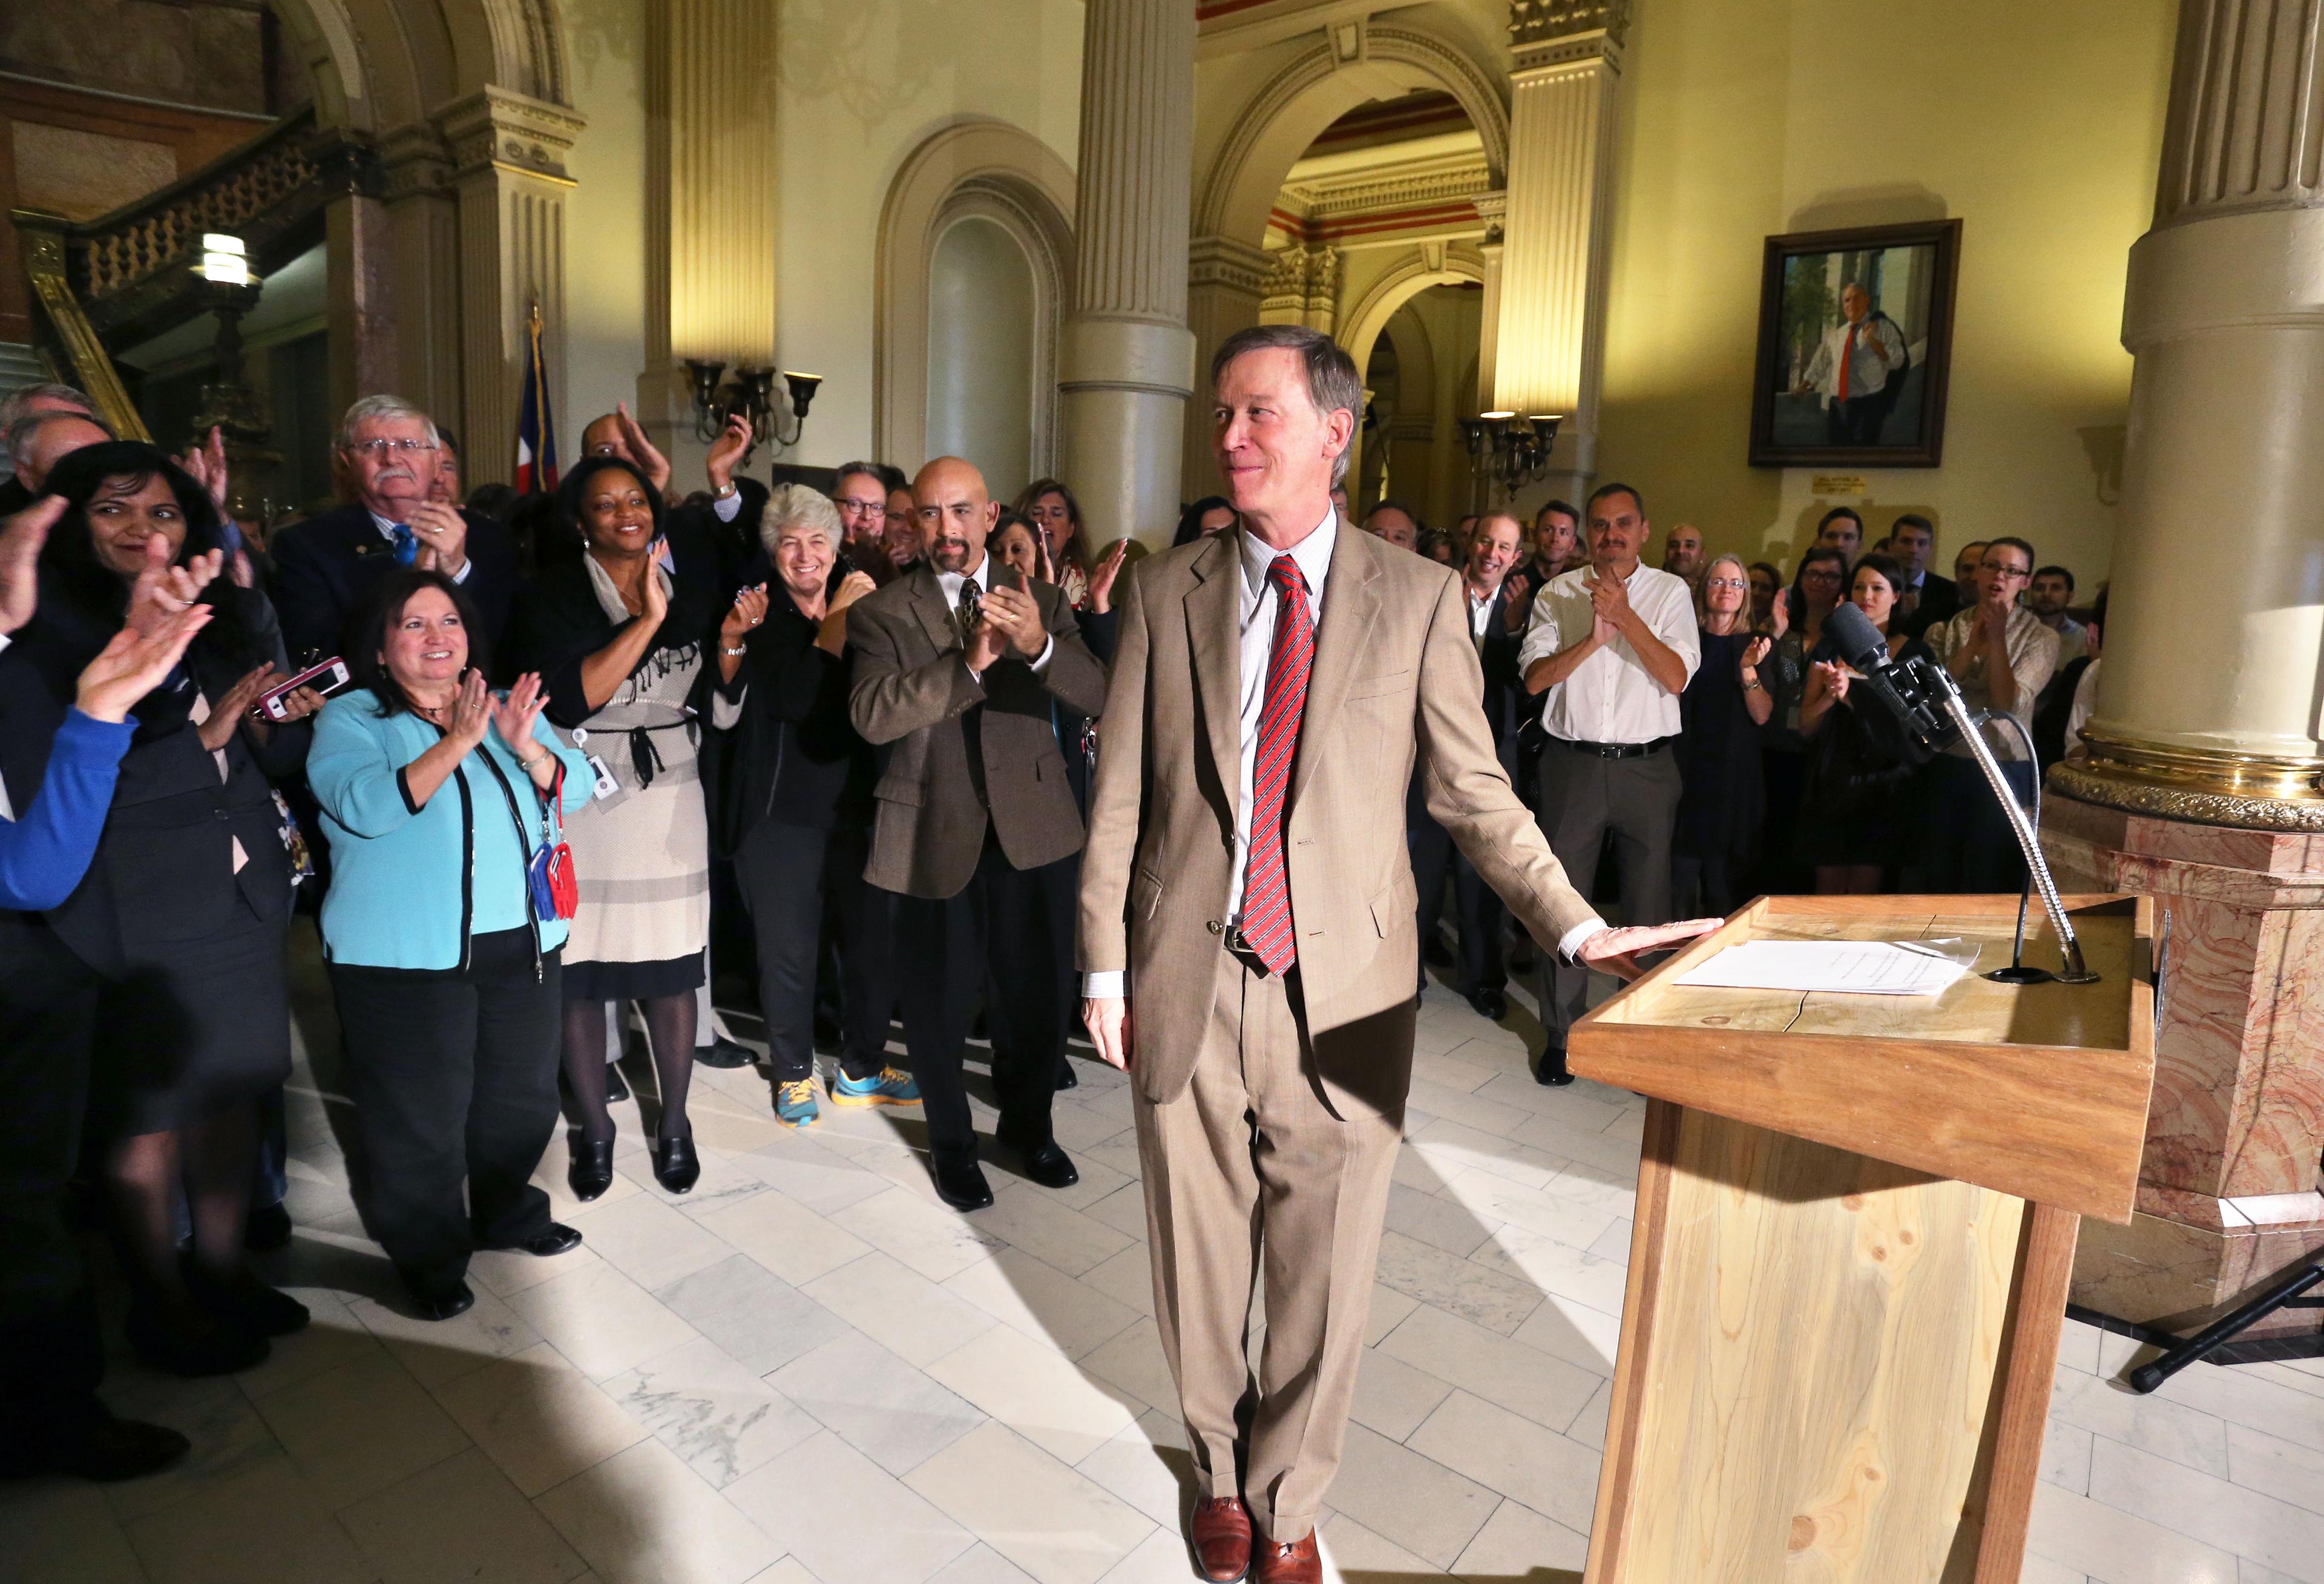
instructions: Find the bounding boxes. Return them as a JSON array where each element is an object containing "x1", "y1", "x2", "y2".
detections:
[{"x1": 710, "y1": 483, "x2": 916, "y2": 1130}]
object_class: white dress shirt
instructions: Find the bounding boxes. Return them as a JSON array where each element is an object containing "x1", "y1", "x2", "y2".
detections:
[
  {"x1": 369, "y1": 510, "x2": 473, "y2": 583},
  {"x1": 1465, "y1": 582, "x2": 1495, "y2": 649},
  {"x1": 1801, "y1": 314, "x2": 1906, "y2": 401},
  {"x1": 1515, "y1": 563, "x2": 1699, "y2": 744}
]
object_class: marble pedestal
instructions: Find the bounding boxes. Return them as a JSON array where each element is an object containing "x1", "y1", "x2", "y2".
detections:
[{"x1": 2041, "y1": 790, "x2": 2324, "y2": 1338}]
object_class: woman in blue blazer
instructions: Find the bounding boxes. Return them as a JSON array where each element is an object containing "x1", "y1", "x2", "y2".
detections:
[{"x1": 307, "y1": 568, "x2": 594, "y2": 1321}]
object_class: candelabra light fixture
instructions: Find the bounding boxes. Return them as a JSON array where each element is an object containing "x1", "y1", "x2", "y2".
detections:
[
  {"x1": 683, "y1": 359, "x2": 823, "y2": 458},
  {"x1": 1463, "y1": 410, "x2": 1564, "y2": 499}
]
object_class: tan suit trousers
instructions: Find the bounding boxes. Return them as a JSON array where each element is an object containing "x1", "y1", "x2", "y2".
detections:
[{"x1": 1133, "y1": 945, "x2": 1403, "y2": 1541}]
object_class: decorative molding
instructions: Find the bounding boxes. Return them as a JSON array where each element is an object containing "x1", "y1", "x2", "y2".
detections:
[
  {"x1": 2049, "y1": 763, "x2": 2324, "y2": 833},
  {"x1": 377, "y1": 123, "x2": 454, "y2": 203},
  {"x1": 1280, "y1": 155, "x2": 1495, "y2": 222},
  {"x1": 1509, "y1": 0, "x2": 1634, "y2": 47},
  {"x1": 433, "y1": 87, "x2": 584, "y2": 187},
  {"x1": 1187, "y1": 234, "x2": 1273, "y2": 298},
  {"x1": 1329, "y1": 16, "x2": 1367, "y2": 65},
  {"x1": 2157, "y1": 0, "x2": 2324, "y2": 226}
]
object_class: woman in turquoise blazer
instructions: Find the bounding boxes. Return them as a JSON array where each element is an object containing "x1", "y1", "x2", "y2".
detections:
[{"x1": 307, "y1": 568, "x2": 594, "y2": 1322}]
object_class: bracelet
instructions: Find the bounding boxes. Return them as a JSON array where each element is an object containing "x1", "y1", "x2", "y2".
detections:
[
  {"x1": 721, "y1": 644, "x2": 749, "y2": 657},
  {"x1": 516, "y1": 751, "x2": 550, "y2": 769}
]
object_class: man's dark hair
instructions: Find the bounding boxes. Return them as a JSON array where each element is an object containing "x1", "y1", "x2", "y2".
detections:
[
  {"x1": 1890, "y1": 511, "x2": 1934, "y2": 540},
  {"x1": 1210, "y1": 324, "x2": 1363, "y2": 485},
  {"x1": 1535, "y1": 498, "x2": 1580, "y2": 530},
  {"x1": 346, "y1": 568, "x2": 492, "y2": 717},
  {"x1": 1987, "y1": 535, "x2": 2037, "y2": 569},
  {"x1": 874, "y1": 464, "x2": 910, "y2": 493},
  {"x1": 1364, "y1": 498, "x2": 1418, "y2": 527},
  {"x1": 2033, "y1": 564, "x2": 2075, "y2": 592},
  {"x1": 438, "y1": 427, "x2": 461, "y2": 461},
  {"x1": 465, "y1": 482, "x2": 519, "y2": 522},
  {"x1": 832, "y1": 461, "x2": 885, "y2": 495},
  {"x1": 1816, "y1": 505, "x2": 1863, "y2": 535},
  {"x1": 1586, "y1": 482, "x2": 1645, "y2": 518}
]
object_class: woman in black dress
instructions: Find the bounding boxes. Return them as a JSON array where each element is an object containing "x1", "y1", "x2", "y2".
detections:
[
  {"x1": 1796, "y1": 553, "x2": 1931, "y2": 893},
  {"x1": 5, "y1": 442, "x2": 315, "y2": 1375},
  {"x1": 1752, "y1": 545, "x2": 1848, "y2": 895},
  {"x1": 1673, "y1": 556, "x2": 1771, "y2": 918}
]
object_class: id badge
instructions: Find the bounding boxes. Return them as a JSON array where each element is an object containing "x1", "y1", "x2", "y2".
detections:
[{"x1": 585, "y1": 754, "x2": 620, "y2": 800}]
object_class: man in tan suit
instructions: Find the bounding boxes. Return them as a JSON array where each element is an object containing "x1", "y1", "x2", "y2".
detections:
[
  {"x1": 850, "y1": 457, "x2": 1109, "y2": 1210},
  {"x1": 1079, "y1": 327, "x2": 1713, "y2": 1584}
]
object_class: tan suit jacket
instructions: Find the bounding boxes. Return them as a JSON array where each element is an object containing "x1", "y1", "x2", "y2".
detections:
[
  {"x1": 1078, "y1": 522, "x2": 1598, "y2": 1106},
  {"x1": 848, "y1": 560, "x2": 1109, "y2": 900}
]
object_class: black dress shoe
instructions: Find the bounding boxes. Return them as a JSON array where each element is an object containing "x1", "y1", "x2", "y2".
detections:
[
  {"x1": 696, "y1": 1036, "x2": 756, "y2": 1070},
  {"x1": 1535, "y1": 1046, "x2": 1575, "y2": 1086},
  {"x1": 490, "y1": 1223, "x2": 583, "y2": 1257},
  {"x1": 1014, "y1": 1140, "x2": 1080, "y2": 1191},
  {"x1": 407, "y1": 1280, "x2": 475, "y2": 1323},
  {"x1": 604, "y1": 1063, "x2": 632, "y2": 1103},
  {"x1": 244, "y1": 1200, "x2": 293, "y2": 1252},
  {"x1": 1466, "y1": 986, "x2": 1508, "y2": 1022},
  {"x1": 652, "y1": 1132, "x2": 701, "y2": 1194},
  {"x1": 1, "y1": 1412, "x2": 191, "y2": 1482},
  {"x1": 567, "y1": 1130, "x2": 616, "y2": 1202},
  {"x1": 933, "y1": 1158, "x2": 994, "y2": 1211},
  {"x1": 125, "y1": 1301, "x2": 268, "y2": 1378},
  {"x1": 1054, "y1": 1059, "x2": 1079, "y2": 1091},
  {"x1": 185, "y1": 1261, "x2": 310, "y2": 1338}
]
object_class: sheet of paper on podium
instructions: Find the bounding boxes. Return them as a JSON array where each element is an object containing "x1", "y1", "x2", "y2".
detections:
[{"x1": 1669, "y1": 938, "x2": 1974, "y2": 996}]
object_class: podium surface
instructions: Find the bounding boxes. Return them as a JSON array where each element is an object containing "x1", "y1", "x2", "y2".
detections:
[{"x1": 1572, "y1": 896, "x2": 2154, "y2": 1584}]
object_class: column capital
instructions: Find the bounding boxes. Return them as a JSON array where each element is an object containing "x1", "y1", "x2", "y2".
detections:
[
  {"x1": 1510, "y1": 0, "x2": 1629, "y2": 73},
  {"x1": 1188, "y1": 234, "x2": 1274, "y2": 298},
  {"x1": 1472, "y1": 189, "x2": 1508, "y2": 243},
  {"x1": 433, "y1": 87, "x2": 586, "y2": 188},
  {"x1": 378, "y1": 124, "x2": 454, "y2": 203}
]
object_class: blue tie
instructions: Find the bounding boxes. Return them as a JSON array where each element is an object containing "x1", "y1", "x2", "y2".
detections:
[{"x1": 390, "y1": 524, "x2": 417, "y2": 566}]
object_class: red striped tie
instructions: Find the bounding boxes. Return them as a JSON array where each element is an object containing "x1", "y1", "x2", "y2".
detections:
[{"x1": 1241, "y1": 554, "x2": 1313, "y2": 975}]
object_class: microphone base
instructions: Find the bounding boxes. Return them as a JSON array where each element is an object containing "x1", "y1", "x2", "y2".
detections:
[{"x1": 1984, "y1": 964, "x2": 2060, "y2": 986}]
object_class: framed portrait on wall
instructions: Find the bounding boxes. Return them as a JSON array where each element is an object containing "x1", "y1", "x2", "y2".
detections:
[{"x1": 1748, "y1": 219, "x2": 1962, "y2": 468}]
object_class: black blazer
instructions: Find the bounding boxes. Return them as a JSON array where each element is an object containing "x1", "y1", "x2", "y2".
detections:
[
  {"x1": 1899, "y1": 573, "x2": 1963, "y2": 642},
  {"x1": 709, "y1": 587, "x2": 876, "y2": 851},
  {"x1": 271, "y1": 502, "x2": 520, "y2": 664},
  {"x1": 1477, "y1": 583, "x2": 1525, "y2": 755}
]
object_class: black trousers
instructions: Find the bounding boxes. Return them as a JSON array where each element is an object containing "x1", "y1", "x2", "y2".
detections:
[
  {"x1": 1918, "y1": 754, "x2": 2036, "y2": 894},
  {"x1": 737, "y1": 821, "x2": 892, "y2": 1083},
  {"x1": 888, "y1": 834, "x2": 1069, "y2": 1166},
  {"x1": 330, "y1": 928, "x2": 562, "y2": 1293},
  {"x1": 1536, "y1": 743, "x2": 1682, "y2": 1046},
  {"x1": 1409, "y1": 813, "x2": 1505, "y2": 996},
  {"x1": 0, "y1": 912, "x2": 108, "y2": 1445}
]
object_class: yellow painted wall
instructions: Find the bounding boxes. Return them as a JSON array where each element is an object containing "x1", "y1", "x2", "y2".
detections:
[{"x1": 1595, "y1": 0, "x2": 2176, "y2": 587}]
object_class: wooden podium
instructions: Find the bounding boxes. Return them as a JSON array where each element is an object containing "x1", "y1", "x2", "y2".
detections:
[{"x1": 1571, "y1": 895, "x2": 2156, "y2": 1584}]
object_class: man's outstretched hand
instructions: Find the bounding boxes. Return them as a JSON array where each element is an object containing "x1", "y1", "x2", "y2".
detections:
[{"x1": 1577, "y1": 918, "x2": 1724, "y2": 981}]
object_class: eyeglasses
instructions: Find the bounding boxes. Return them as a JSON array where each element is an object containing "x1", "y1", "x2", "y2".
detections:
[
  {"x1": 1980, "y1": 560, "x2": 2030, "y2": 579},
  {"x1": 1705, "y1": 577, "x2": 1749, "y2": 591},
  {"x1": 835, "y1": 498, "x2": 887, "y2": 517},
  {"x1": 347, "y1": 438, "x2": 439, "y2": 458}
]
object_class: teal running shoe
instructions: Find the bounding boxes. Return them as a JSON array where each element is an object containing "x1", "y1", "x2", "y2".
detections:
[{"x1": 831, "y1": 1066, "x2": 922, "y2": 1108}]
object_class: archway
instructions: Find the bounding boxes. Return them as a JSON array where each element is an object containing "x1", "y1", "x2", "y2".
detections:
[
  {"x1": 1341, "y1": 249, "x2": 1486, "y2": 508},
  {"x1": 876, "y1": 118, "x2": 1076, "y2": 477}
]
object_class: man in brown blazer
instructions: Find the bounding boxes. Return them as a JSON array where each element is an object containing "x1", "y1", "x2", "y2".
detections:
[
  {"x1": 1079, "y1": 327, "x2": 1715, "y2": 1584},
  {"x1": 850, "y1": 457, "x2": 1109, "y2": 1210}
]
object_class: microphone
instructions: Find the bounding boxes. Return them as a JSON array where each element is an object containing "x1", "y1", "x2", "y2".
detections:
[{"x1": 1821, "y1": 601, "x2": 1955, "y2": 751}]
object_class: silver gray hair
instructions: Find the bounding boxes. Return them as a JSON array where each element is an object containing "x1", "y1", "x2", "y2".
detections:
[
  {"x1": 760, "y1": 484, "x2": 844, "y2": 559},
  {"x1": 1210, "y1": 324, "x2": 1365, "y2": 485},
  {"x1": 0, "y1": 381, "x2": 96, "y2": 432},
  {"x1": 7, "y1": 408, "x2": 114, "y2": 472},
  {"x1": 336, "y1": 394, "x2": 439, "y2": 453}
]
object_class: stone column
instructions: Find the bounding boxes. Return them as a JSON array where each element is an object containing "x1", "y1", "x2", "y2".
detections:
[
  {"x1": 1491, "y1": 0, "x2": 1626, "y2": 503},
  {"x1": 1181, "y1": 234, "x2": 1270, "y2": 500},
  {"x1": 435, "y1": 88, "x2": 585, "y2": 488},
  {"x1": 373, "y1": 125, "x2": 464, "y2": 434},
  {"x1": 643, "y1": 0, "x2": 780, "y2": 474},
  {"x1": 2045, "y1": 0, "x2": 2324, "y2": 1341},
  {"x1": 1060, "y1": 0, "x2": 1197, "y2": 549}
]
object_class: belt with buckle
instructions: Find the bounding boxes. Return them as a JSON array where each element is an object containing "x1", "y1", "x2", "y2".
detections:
[
  {"x1": 1213, "y1": 922, "x2": 1275, "y2": 976},
  {"x1": 1562, "y1": 735, "x2": 1675, "y2": 759}
]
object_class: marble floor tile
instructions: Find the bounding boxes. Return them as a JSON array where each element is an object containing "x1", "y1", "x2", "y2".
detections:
[
  {"x1": 603, "y1": 1335, "x2": 821, "y2": 1488},
  {"x1": 1362, "y1": 1282, "x2": 1421, "y2": 1347},
  {"x1": 2043, "y1": 1419, "x2": 2094, "y2": 1494},
  {"x1": 1076, "y1": 1316, "x2": 1180, "y2": 1418},
  {"x1": 769, "y1": 1330, "x2": 987, "y2": 1474},
  {"x1": 1468, "y1": 1224, "x2": 1629, "y2": 1318},
  {"x1": 1348, "y1": 1345, "x2": 1456, "y2": 1442},
  {"x1": 1448, "y1": 1496, "x2": 1590, "y2": 1581},
  {"x1": 566, "y1": 1189, "x2": 738, "y2": 1292},
  {"x1": 432, "y1": 1340, "x2": 652, "y2": 1497},
  {"x1": 534, "y1": 1437, "x2": 783, "y2": 1584},
  {"x1": 804, "y1": 1247, "x2": 1001, "y2": 1367},
  {"x1": 1323, "y1": 1421, "x2": 1498, "y2": 1568},
  {"x1": 346, "y1": 1280, "x2": 545, "y2": 1390},
  {"x1": 928, "y1": 1542, "x2": 1042, "y2": 1583},
  {"x1": 695, "y1": 1185, "x2": 872, "y2": 1286},
  {"x1": 1369, "y1": 1229, "x2": 1543, "y2": 1336},
  {"x1": 231, "y1": 1296, "x2": 388, "y2": 1400},
  {"x1": 96, "y1": 1372, "x2": 281, "y2": 1524},
  {"x1": 966, "y1": 1184, "x2": 1135, "y2": 1277},
  {"x1": 734, "y1": 1133, "x2": 892, "y2": 1215},
  {"x1": 1092, "y1": 1527, "x2": 1210, "y2": 1584},
  {"x1": 833, "y1": 1184, "x2": 1009, "y2": 1282},
  {"x1": 1313, "y1": 1506, "x2": 1446, "y2": 1579},
  {"x1": 1509, "y1": 1292, "x2": 1623, "y2": 1378},
  {"x1": 1082, "y1": 1181, "x2": 1153, "y2": 1243},
  {"x1": 2228, "y1": 1421, "x2": 2324, "y2": 1517},
  {"x1": 503, "y1": 1260, "x2": 703, "y2": 1381},
  {"x1": 1382, "y1": 1180, "x2": 1498, "y2": 1258},
  {"x1": 123, "y1": 1454, "x2": 372, "y2": 1584},
  {"x1": 1078, "y1": 1241, "x2": 1158, "y2": 1316},
  {"x1": 941, "y1": 1244, "x2": 1142, "y2": 1359},
  {"x1": 338, "y1": 1444, "x2": 587, "y2": 1584},
  {"x1": 1407, "y1": 1389, "x2": 1601, "y2": 1537},
  {"x1": 654, "y1": 1254, "x2": 852, "y2": 1377},
  {"x1": 250, "y1": 1350, "x2": 470, "y2": 1508},
  {"x1": 1074, "y1": 1411, "x2": 1194, "y2": 1530},
  {"x1": 1, "y1": 1479, "x2": 148, "y2": 1584},
  {"x1": 907, "y1": 1420, "x2": 1156, "y2": 1584},
  {"x1": 2049, "y1": 1363, "x2": 2231, "y2": 1476},
  {"x1": 724, "y1": 1428, "x2": 974, "y2": 1584},
  {"x1": 927, "y1": 1322, "x2": 1144, "y2": 1465},
  {"x1": 2087, "y1": 1437, "x2": 2324, "y2": 1582},
  {"x1": 2027, "y1": 1482, "x2": 2239, "y2": 1584},
  {"x1": 1374, "y1": 1299, "x2": 1602, "y2": 1434}
]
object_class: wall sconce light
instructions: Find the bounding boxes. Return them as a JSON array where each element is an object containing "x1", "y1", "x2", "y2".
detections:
[
  {"x1": 1466, "y1": 410, "x2": 1563, "y2": 499},
  {"x1": 197, "y1": 232, "x2": 251, "y2": 286},
  {"x1": 685, "y1": 360, "x2": 821, "y2": 460}
]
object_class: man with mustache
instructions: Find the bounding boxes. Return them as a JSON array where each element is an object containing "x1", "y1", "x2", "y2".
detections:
[
  {"x1": 846, "y1": 456, "x2": 1109, "y2": 1209},
  {"x1": 271, "y1": 396, "x2": 520, "y2": 662}
]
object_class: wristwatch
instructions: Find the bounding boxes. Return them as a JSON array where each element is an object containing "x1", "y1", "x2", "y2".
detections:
[{"x1": 713, "y1": 481, "x2": 738, "y2": 500}]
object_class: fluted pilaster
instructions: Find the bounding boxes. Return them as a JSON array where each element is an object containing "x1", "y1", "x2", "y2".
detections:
[
  {"x1": 1062, "y1": 0, "x2": 1197, "y2": 547},
  {"x1": 662, "y1": 0, "x2": 778, "y2": 366},
  {"x1": 1491, "y1": 4, "x2": 1625, "y2": 493},
  {"x1": 1181, "y1": 233, "x2": 1271, "y2": 499}
]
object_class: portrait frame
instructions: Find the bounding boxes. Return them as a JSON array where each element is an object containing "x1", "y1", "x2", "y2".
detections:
[{"x1": 1748, "y1": 219, "x2": 1962, "y2": 469}]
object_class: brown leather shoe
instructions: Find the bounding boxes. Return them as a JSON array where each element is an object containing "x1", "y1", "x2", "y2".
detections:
[
  {"x1": 1189, "y1": 1494, "x2": 1253, "y2": 1582},
  {"x1": 1252, "y1": 1528, "x2": 1321, "y2": 1584}
]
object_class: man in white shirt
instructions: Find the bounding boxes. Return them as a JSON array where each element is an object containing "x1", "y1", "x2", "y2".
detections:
[
  {"x1": 1796, "y1": 281, "x2": 1906, "y2": 444},
  {"x1": 1518, "y1": 482, "x2": 1701, "y2": 1082}
]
